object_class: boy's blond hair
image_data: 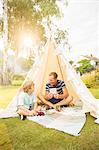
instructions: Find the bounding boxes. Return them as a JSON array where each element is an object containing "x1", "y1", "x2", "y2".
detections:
[{"x1": 23, "y1": 80, "x2": 34, "y2": 93}]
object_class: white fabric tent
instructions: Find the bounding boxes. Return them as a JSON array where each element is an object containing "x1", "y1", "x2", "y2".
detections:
[{"x1": 26, "y1": 39, "x2": 99, "y2": 118}]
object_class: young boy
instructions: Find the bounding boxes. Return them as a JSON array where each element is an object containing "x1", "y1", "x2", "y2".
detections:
[{"x1": 17, "y1": 80, "x2": 39, "y2": 120}]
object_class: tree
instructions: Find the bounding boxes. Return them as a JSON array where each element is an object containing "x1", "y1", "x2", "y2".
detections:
[
  {"x1": 54, "y1": 28, "x2": 69, "y2": 46},
  {"x1": 2, "y1": 0, "x2": 9, "y2": 85},
  {"x1": 7, "y1": 0, "x2": 60, "y2": 50},
  {"x1": 1, "y1": 0, "x2": 62, "y2": 85},
  {"x1": 76, "y1": 59, "x2": 95, "y2": 75}
]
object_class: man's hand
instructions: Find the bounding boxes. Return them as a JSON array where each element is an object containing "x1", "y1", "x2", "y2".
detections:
[
  {"x1": 53, "y1": 94, "x2": 60, "y2": 99},
  {"x1": 47, "y1": 93, "x2": 53, "y2": 100}
]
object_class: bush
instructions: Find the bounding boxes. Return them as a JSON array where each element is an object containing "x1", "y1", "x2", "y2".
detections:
[
  {"x1": 12, "y1": 74, "x2": 25, "y2": 80},
  {"x1": 81, "y1": 69, "x2": 99, "y2": 88},
  {"x1": 11, "y1": 74, "x2": 25, "y2": 86},
  {"x1": 11, "y1": 80, "x2": 24, "y2": 86}
]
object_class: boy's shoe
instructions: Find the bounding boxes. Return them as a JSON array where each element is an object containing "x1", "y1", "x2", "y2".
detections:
[
  {"x1": 23, "y1": 115, "x2": 27, "y2": 120},
  {"x1": 20, "y1": 115, "x2": 24, "y2": 120},
  {"x1": 19, "y1": 115, "x2": 27, "y2": 120}
]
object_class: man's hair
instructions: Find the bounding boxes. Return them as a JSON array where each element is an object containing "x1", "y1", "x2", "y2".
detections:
[{"x1": 49, "y1": 72, "x2": 58, "y2": 79}]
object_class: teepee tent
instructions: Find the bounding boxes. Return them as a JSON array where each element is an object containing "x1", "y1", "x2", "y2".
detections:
[{"x1": 0, "y1": 39, "x2": 99, "y2": 127}]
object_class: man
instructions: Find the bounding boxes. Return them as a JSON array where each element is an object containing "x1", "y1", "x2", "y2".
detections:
[{"x1": 38, "y1": 72, "x2": 74, "y2": 110}]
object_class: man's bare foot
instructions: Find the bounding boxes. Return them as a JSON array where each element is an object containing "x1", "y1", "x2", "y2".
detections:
[
  {"x1": 69, "y1": 101, "x2": 75, "y2": 107},
  {"x1": 54, "y1": 105, "x2": 61, "y2": 112}
]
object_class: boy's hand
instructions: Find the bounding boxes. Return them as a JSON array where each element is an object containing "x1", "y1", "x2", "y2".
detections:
[{"x1": 32, "y1": 110, "x2": 37, "y2": 116}]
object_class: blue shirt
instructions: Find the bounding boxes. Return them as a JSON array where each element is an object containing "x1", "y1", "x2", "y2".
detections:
[{"x1": 18, "y1": 92, "x2": 36, "y2": 109}]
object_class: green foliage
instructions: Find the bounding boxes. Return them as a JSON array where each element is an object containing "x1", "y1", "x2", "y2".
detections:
[
  {"x1": 12, "y1": 74, "x2": 25, "y2": 80},
  {"x1": 54, "y1": 29, "x2": 68, "y2": 45},
  {"x1": 11, "y1": 79, "x2": 24, "y2": 86},
  {"x1": 35, "y1": 0, "x2": 60, "y2": 17},
  {"x1": 76, "y1": 59, "x2": 95, "y2": 75},
  {"x1": 1, "y1": 0, "x2": 64, "y2": 85},
  {"x1": 69, "y1": 60, "x2": 74, "y2": 65},
  {"x1": 82, "y1": 69, "x2": 99, "y2": 88},
  {"x1": 7, "y1": 0, "x2": 60, "y2": 48},
  {"x1": 12, "y1": 74, "x2": 25, "y2": 86}
]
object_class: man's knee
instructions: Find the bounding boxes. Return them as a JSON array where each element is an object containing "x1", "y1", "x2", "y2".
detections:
[
  {"x1": 64, "y1": 95, "x2": 73, "y2": 102},
  {"x1": 68, "y1": 95, "x2": 73, "y2": 100},
  {"x1": 65, "y1": 94, "x2": 71, "y2": 99}
]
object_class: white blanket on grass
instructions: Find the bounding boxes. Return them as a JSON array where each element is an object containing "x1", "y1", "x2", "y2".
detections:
[
  {"x1": 27, "y1": 107, "x2": 86, "y2": 136},
  {"x1": 1, "y1": 104, "x2": 98, "y2": 135}
]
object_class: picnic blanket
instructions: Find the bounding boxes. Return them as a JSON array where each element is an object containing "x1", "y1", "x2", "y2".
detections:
[{"x1": 27, "y1": 106, "x2": 86, "y2": 136}]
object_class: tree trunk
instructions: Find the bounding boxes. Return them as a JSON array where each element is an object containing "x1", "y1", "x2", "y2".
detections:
[{"x1": 2, "y1": 0, "x2": 9, "y2": 85}]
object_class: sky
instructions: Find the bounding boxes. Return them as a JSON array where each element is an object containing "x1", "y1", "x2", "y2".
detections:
[{"x1": 56, "y1": 0, "x2": 99, "y2": 60}]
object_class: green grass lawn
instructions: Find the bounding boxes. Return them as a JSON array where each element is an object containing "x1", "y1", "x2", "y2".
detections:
[
  {"x1": 0, "y1": 86, "x2": 19, "y2": 109},
  {"x1": 89, "y1": 88, "x2": 99, "y2": 99},
  {"x1": 0, "y1": 86, "x2": 99, "y2": 150}
]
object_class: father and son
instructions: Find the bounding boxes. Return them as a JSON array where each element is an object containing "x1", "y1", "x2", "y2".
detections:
[{"x1": 17, "y1": 72, "x2": 74, "y2": 120}]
